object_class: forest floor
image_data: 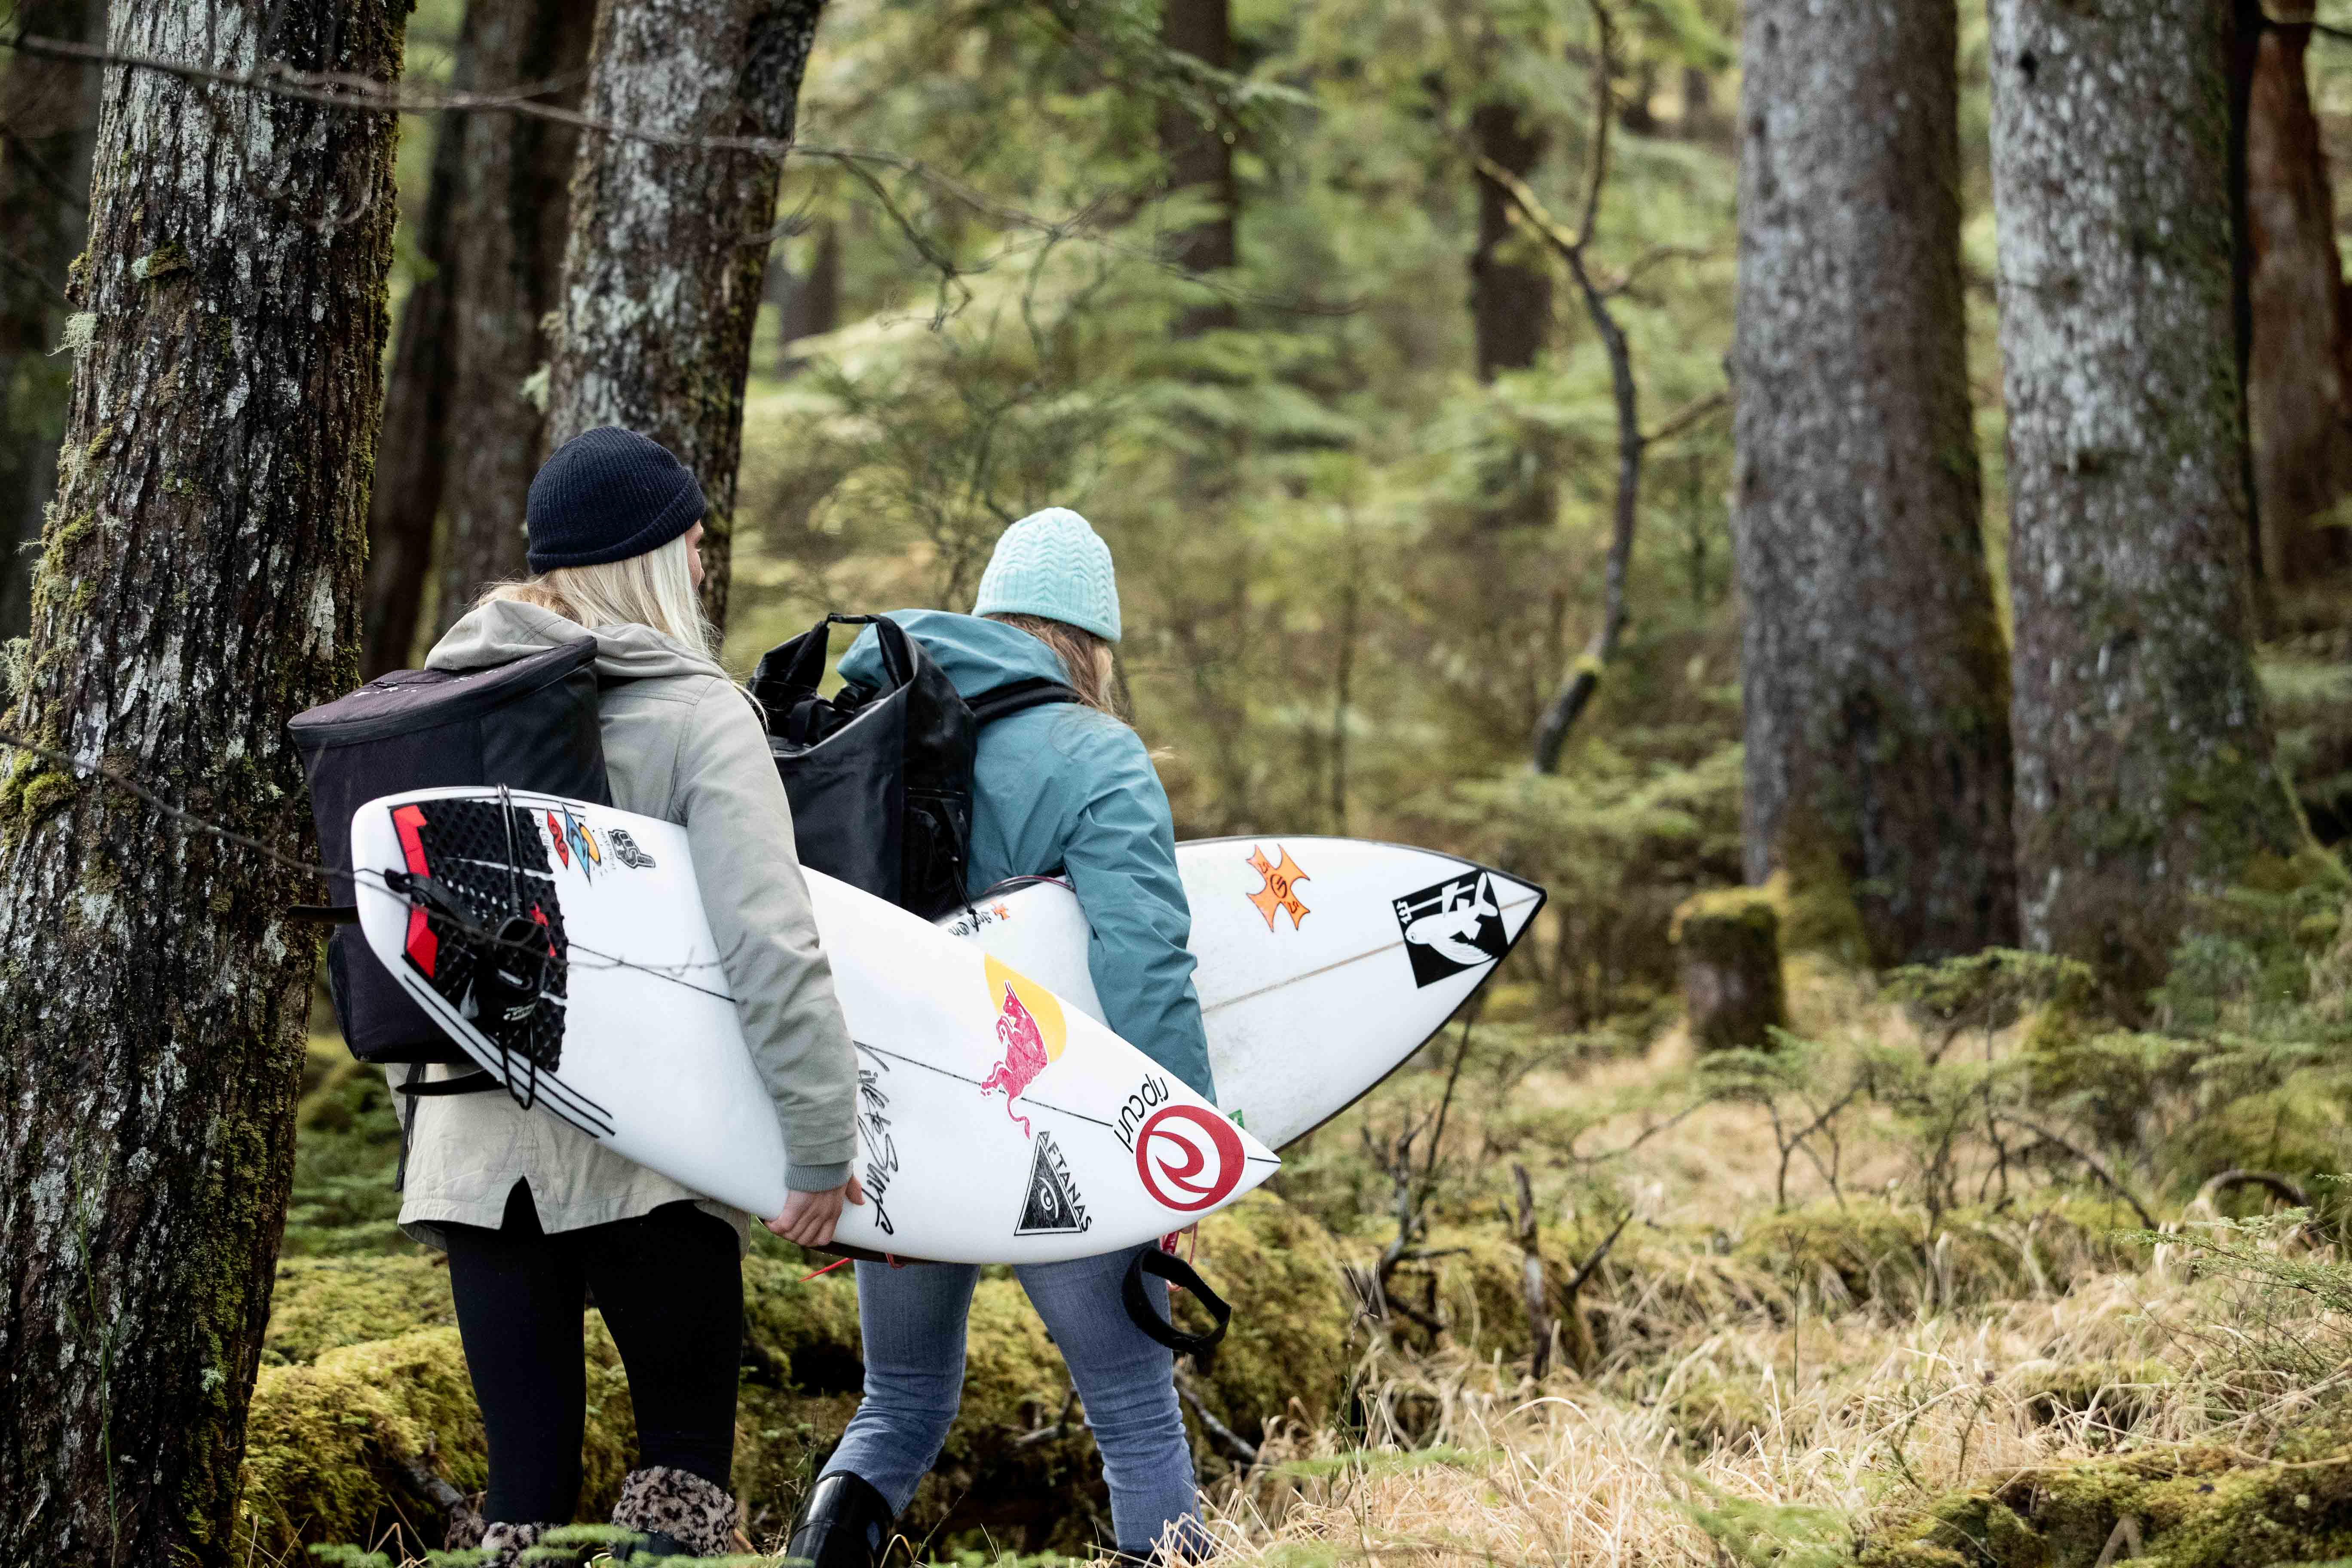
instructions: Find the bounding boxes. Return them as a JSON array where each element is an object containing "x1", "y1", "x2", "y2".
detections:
[{"x1": 267, "y1": 950, "x2": 2352, "y2": 1568}]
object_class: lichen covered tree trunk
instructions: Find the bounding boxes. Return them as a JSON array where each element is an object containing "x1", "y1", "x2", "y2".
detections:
[
  {"x1": 433, "y1": 0, "x2": 594, "y2": 631},
  {"x1": 1987, "y1": 0, "x2": 2313, "y2": 996},
  {"x1": 1731, "y1": 0, "x2": 2016, "y2": 965},
  {"x1": 2244, "y1": 13, "x2": 2352, "y2": 587},
  {"x1": 0, "y1": 0, "x2": 105, "y2": 646},
  {"x1": 547, "y1": 0, "x2": 827, "y2": 633},
  {"x1": 0, "y1": 2, "x2": 403, "y2": 1561}
]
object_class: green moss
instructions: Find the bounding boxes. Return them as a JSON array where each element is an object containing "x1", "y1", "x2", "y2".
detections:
[
  {"x1": 1761, "y1": 864, "x2": 1869, "y2": 968},
  {"x1": 131, "y1": 242, "x2": 189, "y2": 282},
  {"x1": 1666, "y1": 1372, "x2": 1774, "y2": 1451},
  {"x1": 1868, "y1": 1441, "x2": 2352, "y2": 1568},
  {"x1": 1738, "y1": 1200, "x2": 1930, "y2": 1304},
  {"x1": 264, "y1": 1255, "x2": 452, "y2": 1366}
]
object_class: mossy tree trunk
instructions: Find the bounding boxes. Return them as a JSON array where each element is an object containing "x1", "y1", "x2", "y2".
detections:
[
  {"x1": 0, "y1": 2, "x2": 403, "y2": 1562},
  {"x1": 0, "y1": 0, "x2": 105, "y2": 647},
  {"x1": 2245, "y1": 13, "x2": 2352, "y2": 587},
  {"x1": 1731, "y1": 0, "x2": 2017, "y2": 965},
  {"x1": 431, "y1": 0, "x2": 594, "y2": 634},
  {"x1": 1987, "y1": 0, "x2": 2312, "y2": 998},
  {"x1": 546, "y1": 0, "x2": 827, "y2": 635},
  {"x1": 358, "y1": 37, "x2": 461, "y2": 680},
  {"x1": 1158, "y1": 0, "x2": 1236, "y2": 337}
]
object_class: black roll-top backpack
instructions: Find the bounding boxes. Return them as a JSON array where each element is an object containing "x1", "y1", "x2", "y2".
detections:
[
  {"x1": 288, "y1": 636, "x2": 611, "y2": 1090},
  {"x1": 751, "y1": 613, "x2": 1081, "y2": 920}
]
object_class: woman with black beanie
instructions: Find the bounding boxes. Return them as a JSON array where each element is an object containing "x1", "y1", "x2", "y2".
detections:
[{"x1": 403, "y1": 427, "x2": 862, "y2": 1563}]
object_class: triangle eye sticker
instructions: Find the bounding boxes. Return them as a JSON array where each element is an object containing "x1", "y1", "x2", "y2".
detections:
[{"x1": 1016, "y1": 1132, "x2": 1091, "y2": 1236}]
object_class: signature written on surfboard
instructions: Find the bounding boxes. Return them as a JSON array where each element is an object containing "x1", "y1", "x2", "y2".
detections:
[
  {"x1": 856, "y1": 1054, "x2": 897, "y2": 1237},
  {"x1": 1113, "y1": 1073, "x2": 1171, "y2": 1153}
]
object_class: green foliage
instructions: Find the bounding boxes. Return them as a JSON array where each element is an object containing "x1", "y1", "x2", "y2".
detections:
[{"x1": 1681, "y1": 1477, "x2": 1854, "y2": 1568}]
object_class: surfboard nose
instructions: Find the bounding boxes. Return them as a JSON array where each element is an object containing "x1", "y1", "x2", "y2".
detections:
[{"x1": 1475, "y1": 863, "x2": 1549, "y2": 941}]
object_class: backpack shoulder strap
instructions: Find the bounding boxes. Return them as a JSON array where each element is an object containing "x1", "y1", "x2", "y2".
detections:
[{"x1": 967, "y1": 677, "x2": 1083, "y2": 727}]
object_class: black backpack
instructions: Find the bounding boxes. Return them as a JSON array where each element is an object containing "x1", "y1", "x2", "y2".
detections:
[
  {"x1": 751, "y1": 613, "x2": 1080, "y2": 920},
  {"x1": 288, "y1": 636, "x2": 611, "y2": 1078}
]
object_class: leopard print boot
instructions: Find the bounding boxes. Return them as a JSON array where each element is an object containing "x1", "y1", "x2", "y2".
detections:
[{"x1": 610, "y1": 1464, "x2": 739, "y2": 1562}]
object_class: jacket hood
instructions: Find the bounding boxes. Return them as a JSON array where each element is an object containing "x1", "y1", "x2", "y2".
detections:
[
  {"x1": 836, "y1": 609, "x2": 1071, "y2": 699},
  {"x1": 426, "y1": 597, "x2": 730, "y2": 685}
]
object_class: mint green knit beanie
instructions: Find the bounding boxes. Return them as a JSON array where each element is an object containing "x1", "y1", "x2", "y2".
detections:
[{"x1": 971, "y1": 507, "x2": 1122, "y2": 643}]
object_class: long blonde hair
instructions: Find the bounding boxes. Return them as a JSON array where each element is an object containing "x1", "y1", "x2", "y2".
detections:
[
  {"x1": 477, "y1": 533, "x2": 717, "y2": 659},
  {"x1": 987, "y1": 612, "x2": 1121, "y2": 717}
]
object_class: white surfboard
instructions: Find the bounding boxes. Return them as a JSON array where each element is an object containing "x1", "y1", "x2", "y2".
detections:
[
  {"x1": 349, "y1": 787, "x2": 1278, "y2": 1265},
  {"x1": 939, "y1": 838, "x2": 1546, "y2": 1151}
]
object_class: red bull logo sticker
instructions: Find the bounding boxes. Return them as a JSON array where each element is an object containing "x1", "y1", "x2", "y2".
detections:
[
  {"x1": 1246, "y1": 845, "x2": 1311, "y2": 931},
  {"x1": 1134, "y1": 1104, "x2": 1244, "y2": 1213},
  {"x1": 978, "y1": 956, "x2": 1067, "y2": 1138}
]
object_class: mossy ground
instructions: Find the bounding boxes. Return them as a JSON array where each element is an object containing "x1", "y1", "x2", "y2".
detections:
[{"x1": 264, "y1": 916, "x2": 2352, "y2": 1565}]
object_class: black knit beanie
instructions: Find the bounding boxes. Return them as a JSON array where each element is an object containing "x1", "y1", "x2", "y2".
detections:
[{"x1": 525, "y1": 426, "x2": 707, "y2": 572}]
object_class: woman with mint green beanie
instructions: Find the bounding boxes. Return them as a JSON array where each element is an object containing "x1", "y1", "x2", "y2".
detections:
[{"x1": 787, "y1": 508, "x2": 1214, "y2": 1566}]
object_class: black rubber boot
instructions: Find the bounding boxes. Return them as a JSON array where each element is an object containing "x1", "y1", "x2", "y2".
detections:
[{"x1": 784, "y1": 1471, "x2": 895, "y2": 1568}]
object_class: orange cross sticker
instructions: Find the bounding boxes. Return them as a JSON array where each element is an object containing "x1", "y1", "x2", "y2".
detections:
[{"x1": 1246, "y1": 845, "x2": 1311, "y2": 931}]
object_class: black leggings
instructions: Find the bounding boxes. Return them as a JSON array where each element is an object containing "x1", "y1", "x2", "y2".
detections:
[{"x1": 444, "y1": 1183, "x2": 742, "y2": 1523}]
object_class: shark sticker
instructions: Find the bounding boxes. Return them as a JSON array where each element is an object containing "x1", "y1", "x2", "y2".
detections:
[{"x1": 1393, "y1": 870, "x2": 1508, "y2": 988}]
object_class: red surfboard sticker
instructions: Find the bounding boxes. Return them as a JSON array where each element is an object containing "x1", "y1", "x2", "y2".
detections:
[{"x1": 1133, "y1": 1104, "x2": 1244, "y2": 1213}]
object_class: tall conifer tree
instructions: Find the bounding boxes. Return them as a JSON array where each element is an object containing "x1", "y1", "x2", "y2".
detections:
[
  {"x1": 1731, "y1": 0, "x2": 2015, "y2": 963},
  {"x1": 1988, "y1": 0, "x2": 2315, "y2": 995}
]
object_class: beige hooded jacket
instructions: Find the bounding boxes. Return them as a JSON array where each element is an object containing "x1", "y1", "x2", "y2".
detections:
[{"x1": 394, "y1": 598, "x2": 858, "y2": 1250}]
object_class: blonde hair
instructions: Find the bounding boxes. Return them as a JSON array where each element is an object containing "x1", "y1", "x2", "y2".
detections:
[
  {"x1": 478, "y1": 533, "x2": 717, "y2": 659},
  {"x1": 987, "y1": 612, "x2": 1120, "y2": 717}
]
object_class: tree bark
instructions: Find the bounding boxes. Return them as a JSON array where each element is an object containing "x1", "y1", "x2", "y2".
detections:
[
  {"x1": 1469, "y1": 100, "x2": 1549, "y2": 383},
  {"x1": 432, "y1": 0, "x2": 595, "y2": 634},
  {"x1": 358, "y1": 50, "x2": 462, "y2": 679},
  {"x1": 0, "y1": 0, "x2": 105, "y2": 647},
  {"x1": 547, "y1": 0, "x2": 828, "y2": 634},
  {"x1": 2244, "y1": 15, "x2": 2352, "y2": 587},
  {"x1": 1731, "y1": 0, "x2": 2017, "y2": 965},
  {"x1": 0, "y1": 2, "x2": 403, "y2": 1562},
  {"x1": 1988, "y1": 0, "x2": 2311, "y2": 997},
  {"x1": 1158, "y1": 0, "x2": 1236, "y2": 336}
]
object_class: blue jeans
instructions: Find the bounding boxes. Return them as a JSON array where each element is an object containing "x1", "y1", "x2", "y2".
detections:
[{"x1": 823, "y1": 1244, "x2": 1206, "y2": 1558}]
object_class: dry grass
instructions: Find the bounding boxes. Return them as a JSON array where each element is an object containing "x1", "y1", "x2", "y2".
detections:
[{"x1": 1189, "y1": 1265, "x2": 2328, "y2": 1568}]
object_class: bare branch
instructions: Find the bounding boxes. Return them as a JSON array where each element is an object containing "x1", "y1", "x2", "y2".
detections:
[
  {"x1": 1995, "y1": 1113, "x2": 2160, "y2": 1231},
  {"x1": 2194, "y1": 1169, "x2": 2313, "y2": 1212},
  {"x1": 1643, "y1": 389, "x2": 1728, "y2": 447},
  {"x1": 1175, "y1": 1369, "x2": 1261, "y2": 1467}
]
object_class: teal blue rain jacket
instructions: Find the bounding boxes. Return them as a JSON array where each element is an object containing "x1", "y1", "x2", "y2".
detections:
[{"x1": 838, "y1": 610, "x2": 1215, "y2": 1100}]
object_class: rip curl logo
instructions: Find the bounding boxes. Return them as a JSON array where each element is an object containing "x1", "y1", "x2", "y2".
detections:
[
  {"x1": 1133, "y1": 1104, "x2": 1244, "y2": 1213},
  {"x1": 608, "y1": 828, "x2": 657, "y2": 870},
  {"x1": 1245, "y1": 845, "x2": 1311, "y2": 931},
  {"x1": 977, "y1": 957, "x2": 1066, "y2": 1137}
]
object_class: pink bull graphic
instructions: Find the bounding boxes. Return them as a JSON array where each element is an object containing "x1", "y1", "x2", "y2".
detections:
[{"x1": 980, "y1": 982, "x2": 1051, "y2": 1137}]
